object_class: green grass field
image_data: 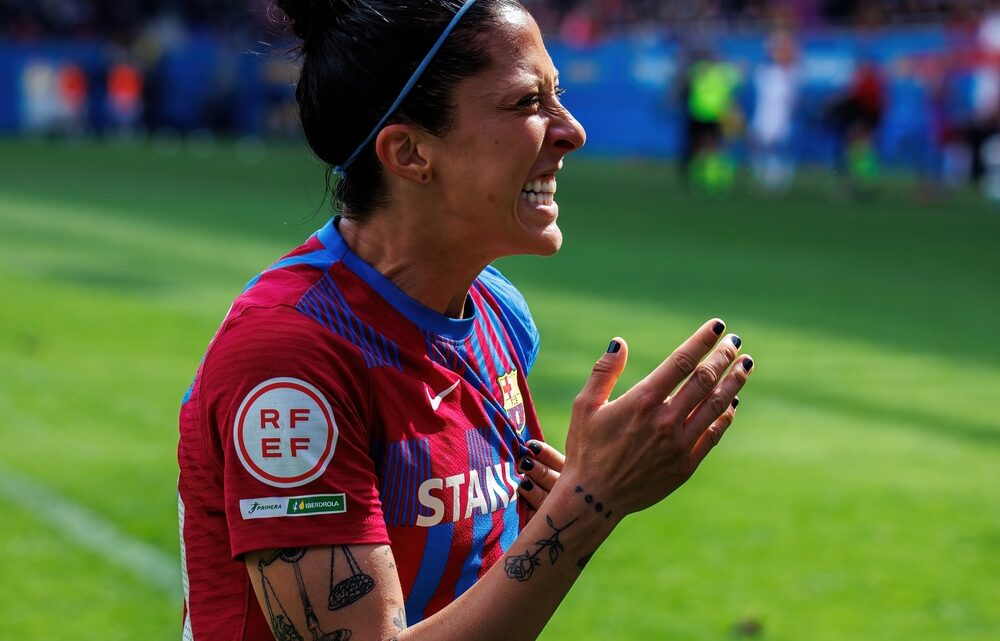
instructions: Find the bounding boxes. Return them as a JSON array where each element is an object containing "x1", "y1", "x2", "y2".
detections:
[{"x1": 1, "y1": 138, "x2": 997, "y2": 641}]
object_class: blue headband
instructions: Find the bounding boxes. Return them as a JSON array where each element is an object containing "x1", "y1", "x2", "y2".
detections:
[{"x1": 333, "y1": 0, "x2": 479, "y2": 177}]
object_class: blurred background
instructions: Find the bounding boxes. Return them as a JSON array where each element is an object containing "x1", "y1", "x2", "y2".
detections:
[
  {"x1": 8, "y1": 0, "x2": 1000, "y2": 198},
  {"x1": 1, "y1": 1, "x2": 998, "y2": 641}
]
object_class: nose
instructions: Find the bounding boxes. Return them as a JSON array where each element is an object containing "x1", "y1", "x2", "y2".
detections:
[{"x1": 550, "y1": 106, "x2": 587, "y2": 154}]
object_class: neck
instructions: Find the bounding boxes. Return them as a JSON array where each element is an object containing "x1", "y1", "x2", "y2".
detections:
[{"x1": 337, "y1": 210, "x2": 489, "y2": 319}]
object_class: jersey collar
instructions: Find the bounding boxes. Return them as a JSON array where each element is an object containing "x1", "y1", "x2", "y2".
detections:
[{"x1": 316, "y1": 217, "x2": 477, "y2": 341}]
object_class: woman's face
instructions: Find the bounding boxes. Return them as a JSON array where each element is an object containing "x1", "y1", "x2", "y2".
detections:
[{"x1": 430, "y1": 6, "x2": 587, "y2": 259}]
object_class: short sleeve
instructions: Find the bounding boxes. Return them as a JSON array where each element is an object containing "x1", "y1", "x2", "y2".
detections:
[
  {"x1": 198, "y1": 304, "x2": 389, "y2": 559},
  {"x1": 476, "y1": 265, "x2": 540, "y2": 374}
]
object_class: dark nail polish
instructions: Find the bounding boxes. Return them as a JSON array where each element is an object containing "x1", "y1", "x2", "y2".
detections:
[
  {"x1": 607, "y1": 340, "x2": 621, "y2": 354},
  {"x1": 742, "y1": 357, "x2": 754, "y2": 372},
  {"x1": 520, "y1": 478, "x2": 534, "y2": 491},
  {"x1": 713, "y1": 321, "x2": 725, "y2": 335},
  {"x1": 519, "y1": 458, "x2": 534, "y2": 472},
  {"x1": 527, "y1": 441, "x2": 542, "y2": 455},
  {"x1": 731, "y1": 335, "x2": 742, "y2": 349},
  {"x1": 731, "y1": 397, "x2": 740, "y2": 408}
]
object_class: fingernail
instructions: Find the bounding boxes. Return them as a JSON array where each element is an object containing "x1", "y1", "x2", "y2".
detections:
[
  {"x1": 520, "y1": 478, "x2": 534, "y2": 491},
  {"x1": 742, "y1": 357, "x2": 754, "y2": 372},
  {"x1": 713, "y1": 320, "x2": 725, "y2": 335},
  {"x1": 527, "y1": 441, "x2": 542, "y2": 455},
  {"x1": 519, "y1": 458, "x2": 534, "y2": 472},
  {"x1": 607, "y1": 340, "x2": 621, "y2": 354},
  {"x1": 730, "y1": 334, "x2": 742, "y2": 349},
  {"x1": 731, "y1": 397, "x2": 740, "y2": 408}
]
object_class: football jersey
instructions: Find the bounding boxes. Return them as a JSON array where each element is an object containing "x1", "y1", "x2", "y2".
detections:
[{"x1": 178, "y1": 217, "x2": 543, "y2": 640}]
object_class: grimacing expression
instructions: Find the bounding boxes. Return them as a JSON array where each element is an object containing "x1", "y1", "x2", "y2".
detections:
[{"x1": 432, "y1": 6, "x2": 587, "y2": 259}]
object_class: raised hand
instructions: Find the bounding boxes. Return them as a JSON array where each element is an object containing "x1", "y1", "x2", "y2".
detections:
[{"x1": 561, "y1": 319, "x2": 753, "y2": 520}]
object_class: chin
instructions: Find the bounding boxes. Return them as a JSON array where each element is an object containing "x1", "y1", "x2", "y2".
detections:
[
  {"x1": 513, "y1": 201, "x2": 563, "y2": 256},
  {"x1": 533, "y1": 225, "x2": 563, "y2": 255},
  {"x1": 511, "y1": 222, "x2": 562, "y2": 257}
]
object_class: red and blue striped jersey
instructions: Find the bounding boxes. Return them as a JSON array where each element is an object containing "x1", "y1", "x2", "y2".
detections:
[{"x1": 178, "y1": 218, "x2": 542, "y2": 640}]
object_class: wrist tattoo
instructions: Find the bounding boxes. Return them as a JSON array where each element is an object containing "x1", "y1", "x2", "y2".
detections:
[
  {"x1": 575, "y1": 485, "x2": 612, "y2": 520},
  {"x1": 504, "y1": 515, "x2": 577, "y2": 582}
]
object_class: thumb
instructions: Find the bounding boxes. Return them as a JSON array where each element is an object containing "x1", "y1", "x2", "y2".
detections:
[{"x1": 574, "y1": 338, "x2": 629, "y2": 414}]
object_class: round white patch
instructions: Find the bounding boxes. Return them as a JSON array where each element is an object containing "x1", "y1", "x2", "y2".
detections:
[{"x1": 233, "y1": 377, "x2": 338, "y2": 488}]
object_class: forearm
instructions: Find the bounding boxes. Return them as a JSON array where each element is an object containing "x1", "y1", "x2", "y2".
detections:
[{"x1": 400, "y1": 477, "x2": 616, "y2": 641}]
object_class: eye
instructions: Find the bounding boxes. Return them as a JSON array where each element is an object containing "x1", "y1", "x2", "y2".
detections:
[
  {"x1": 517, "y1": 87, "x2": 566, "y2": 110},
  {"x1": 518, "y1": 93, "x2": 543, "y2": 109}
]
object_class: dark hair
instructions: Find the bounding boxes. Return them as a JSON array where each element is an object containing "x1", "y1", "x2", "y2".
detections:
[{"x1": 274, "y1": 0, "x2": 525, "y2": 217}]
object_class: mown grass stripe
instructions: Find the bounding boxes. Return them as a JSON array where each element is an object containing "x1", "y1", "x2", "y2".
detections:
[{"x1": 0, "y1": 464, "x2": 180, "y2": 596}]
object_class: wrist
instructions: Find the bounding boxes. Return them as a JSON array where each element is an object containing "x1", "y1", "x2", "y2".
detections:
[{"x1": 546, "y1": 474, "x2": 619, "y2": 544}]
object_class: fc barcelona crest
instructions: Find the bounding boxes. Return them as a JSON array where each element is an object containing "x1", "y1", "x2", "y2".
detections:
[{"x1": 497, "y1": 369, "x2": 526, "y2": 434}]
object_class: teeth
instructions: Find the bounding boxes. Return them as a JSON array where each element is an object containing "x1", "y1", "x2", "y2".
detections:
[{"x1": 522, "y1": 178, "x2": 558, "y2": 194}]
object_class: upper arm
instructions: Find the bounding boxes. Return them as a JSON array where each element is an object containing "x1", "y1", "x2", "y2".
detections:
[{"x1": 246, "y1": 544, "x2": 406, "y2": 641}]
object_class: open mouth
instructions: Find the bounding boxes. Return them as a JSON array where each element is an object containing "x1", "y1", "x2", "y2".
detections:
[{"x1": 520, "y1": 176, "x2": 557, "y2": 206}]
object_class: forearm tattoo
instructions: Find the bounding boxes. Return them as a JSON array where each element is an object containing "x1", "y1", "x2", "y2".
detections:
[
  {"x1": 504, "y1": 515, "x2": 577, "y2": 582},
  {"x1": 258, "y1": 546, "x2": 376, "y2": 641}
]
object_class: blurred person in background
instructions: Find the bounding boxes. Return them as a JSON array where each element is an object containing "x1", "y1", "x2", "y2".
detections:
[
  {"x1": 965, "y1": 6, "x2": 1000, "y2": 196},
  {"x1": 749, "y1": 29, "x2": 800, "y2": 193},
  {"x1": 825, "y1": 56, "x2": 886, "y2": 194},
  {"x1": 677, "y1": 46, "x2": 743, "y2": 194},
  {"x1": 176, "y1": 1, "x2": 753, "y2": 640}
]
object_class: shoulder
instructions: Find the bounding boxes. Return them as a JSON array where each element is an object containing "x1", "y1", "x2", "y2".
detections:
[
  {"x1": 199, "y1": 302, "x2": 371, "y2": 424},
  {"x1": 475, "y1": 265, "x2": 540, "y2": 374}
]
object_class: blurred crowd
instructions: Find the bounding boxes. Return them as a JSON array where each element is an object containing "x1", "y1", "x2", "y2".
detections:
[
  {"x1": 6, "y1": 0, "x2": 1000, "y2": 200},
  {"x1": 0, "y1": 0, "x2": 996, "y2": 42},
  {"x1": 0, "y1": 1, "x2": 271, "y2": 42},
  {"x1": 525, "y1": 0, "x2": 994, "y2": 44}
]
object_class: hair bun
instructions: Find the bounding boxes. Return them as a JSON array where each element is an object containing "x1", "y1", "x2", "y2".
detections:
[{"x1": 274, "y1": 0, "x2": 348, "y2": 42}]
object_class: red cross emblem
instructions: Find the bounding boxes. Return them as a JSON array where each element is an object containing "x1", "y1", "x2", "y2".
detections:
[{"x1": 496, "y1": 369, "x2": 526, "y2": 434}]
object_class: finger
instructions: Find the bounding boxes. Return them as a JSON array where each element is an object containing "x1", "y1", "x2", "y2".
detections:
[
  {"x1": 525, "y1": 440, "x2": 565, "y2": 474},
  {"x1": 518, "y1": 455, "x2": 560, "y2": 493},
  {"x1": 684, "y1": 356, "x2": 753, "y2": 445},
  {"x1": 573, "y1": 338, "x2": 629, "y2": 415},
  {"x1": 517, "y1": 476, "x2": 549, "y2": 512},
  {"x1": 687, "y1": 398, "x2": 738, "y2": 471},
  {"x1": 633, "y1": 319, "x2": 725, "y2": 404},
  {"x1": 667, "y1": 333, "x2": 742, "y2": 418}
]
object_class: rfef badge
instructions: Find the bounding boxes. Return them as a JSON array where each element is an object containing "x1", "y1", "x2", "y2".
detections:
[{"x1": 497, "y1": 369, "x2": 526, "y2": 434}]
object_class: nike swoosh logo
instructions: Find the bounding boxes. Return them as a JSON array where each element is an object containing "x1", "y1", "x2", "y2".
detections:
[{"x1": 426, "y1": 380, "x2": 461, "y2": 411}]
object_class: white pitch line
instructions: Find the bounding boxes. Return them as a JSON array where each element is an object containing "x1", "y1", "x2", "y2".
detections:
[{"x1": 0, "y1": 464, "x2": 180, "y2": 596}]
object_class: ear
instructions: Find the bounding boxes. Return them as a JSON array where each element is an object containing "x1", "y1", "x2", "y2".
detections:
[{"x1": 374, "y1": 124, "x2": 432, "y2": 184}]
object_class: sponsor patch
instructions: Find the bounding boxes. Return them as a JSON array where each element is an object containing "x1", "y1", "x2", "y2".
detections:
[
  {"x1": 233, "y1": 377, "x2": 338, "y2": 488},
  {"x1": 240, "y1": 494, "x2": 347, "y2": 520}
]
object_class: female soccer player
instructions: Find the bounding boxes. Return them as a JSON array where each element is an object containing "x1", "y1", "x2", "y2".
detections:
[{"x1": 177, "y1": 2, "x2": 754, "y2": 640}]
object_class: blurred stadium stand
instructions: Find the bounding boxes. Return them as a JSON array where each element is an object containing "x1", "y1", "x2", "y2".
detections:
[{"x1": 2, "y1": 0, "x2": 1000, "y2": 189}]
